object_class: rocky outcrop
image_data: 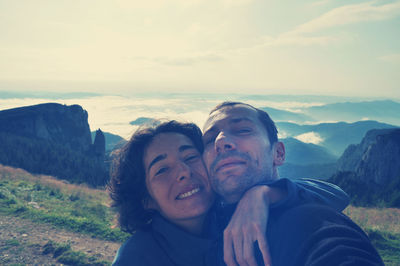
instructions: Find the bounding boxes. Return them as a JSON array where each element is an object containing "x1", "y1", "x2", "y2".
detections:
[
  {"x1": 0, "y1": 103, "x2": 108, "y2": 186},
  {"x1": 337, "y1": 128, "x2": 400, "y2": 186},
  {"x1": 0, "y1": 103, "x2": 92, "y2": 152},
  {"x1": 91, "y1": 129, "x2": 106, "y2": 158}
]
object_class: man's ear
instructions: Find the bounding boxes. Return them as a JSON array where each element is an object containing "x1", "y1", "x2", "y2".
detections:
[{"x1": 273, "y1": 141, "x2": 285, "y2": 166}]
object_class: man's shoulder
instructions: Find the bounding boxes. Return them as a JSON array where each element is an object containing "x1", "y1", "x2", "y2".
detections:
[
  {"x1": 268, "y1": 204, "x2": 383, "y2": 266},
  {"x1": 270, "y1": 204, "x2": 367, "y2": 243}
]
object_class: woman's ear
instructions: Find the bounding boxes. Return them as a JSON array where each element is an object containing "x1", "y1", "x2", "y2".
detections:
[
  {"x1": 142, "y1": 197, "x2": 159, "y2": 211},
  {"x1": 273, "y1": 141, "x2": 285, "y2": 166}
]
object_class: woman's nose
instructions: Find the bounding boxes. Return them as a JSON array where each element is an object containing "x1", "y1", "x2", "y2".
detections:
[{"x1": 176, "y1": 161, "x2": 191, "y2": 182}]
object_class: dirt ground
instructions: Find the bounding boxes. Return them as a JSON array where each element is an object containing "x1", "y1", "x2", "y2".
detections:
[{"x1": 0, "y1": 214, "x2": 121, "y2": 265}]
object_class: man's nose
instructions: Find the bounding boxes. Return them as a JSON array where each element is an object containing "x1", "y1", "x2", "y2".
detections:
[
  {"x1": 176, "y1": 161, "x2": 191, "y2": 182},
  {"x1": 215, "y1": 132, "x2": 235, "y2": 153}
]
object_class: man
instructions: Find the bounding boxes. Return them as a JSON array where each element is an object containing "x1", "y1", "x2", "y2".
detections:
[{"x1": 202, "y1": 101, "x2": 384, "y2": 266}]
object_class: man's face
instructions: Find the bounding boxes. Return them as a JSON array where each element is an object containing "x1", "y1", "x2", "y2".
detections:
[{"x1": 202, "y1": 104, "x2": 280, "y2": 203}]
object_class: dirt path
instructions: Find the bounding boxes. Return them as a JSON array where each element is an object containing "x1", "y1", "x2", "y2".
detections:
[{"x1": 0, "y1": 213, "x2": 121, "y2": 265}]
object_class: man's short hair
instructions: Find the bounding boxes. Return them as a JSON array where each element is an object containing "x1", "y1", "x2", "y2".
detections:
[
  {"x1": 108, "y1": 120, "x2": 203, "y2": 233},
  {"x1": 209, "y1": 101, "x2": 278, "y2": 145}
]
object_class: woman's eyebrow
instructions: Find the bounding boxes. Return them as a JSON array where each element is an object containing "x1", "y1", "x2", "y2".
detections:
[{"x1": 148, "y1": 154, "x2": 167, "y2": 172}]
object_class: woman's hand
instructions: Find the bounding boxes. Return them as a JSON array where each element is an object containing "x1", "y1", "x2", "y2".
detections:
[{"x1": 223, "y1": 185, "x2": 277, "y2": 266}]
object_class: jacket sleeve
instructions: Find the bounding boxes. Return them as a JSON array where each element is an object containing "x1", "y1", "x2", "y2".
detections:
[
  {"x1": 267, "y1": 204, "x2": 384, "y2": 266},
  {"x1": 265, "y1": 178, "x2": 350, "y2": 211}
]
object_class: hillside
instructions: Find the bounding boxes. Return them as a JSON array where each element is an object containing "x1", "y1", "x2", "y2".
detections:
[
  {"x1": 0, "y1": 164, "x2": 127, "y2": 265},
  {"x1": 0, "y1": 164, "x2": 399, "y2": 265},
  {"x1": 279, "y1": 137, "x2": 337, "y2": 179}
]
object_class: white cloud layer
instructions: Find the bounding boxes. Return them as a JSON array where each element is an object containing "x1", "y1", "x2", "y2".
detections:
[{"x1": 294, "y1": 131, "x2": 324, "y2": 145}]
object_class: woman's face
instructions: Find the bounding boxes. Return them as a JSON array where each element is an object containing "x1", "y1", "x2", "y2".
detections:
[{"x1": 143, "y1": 132, "x2": 214, "y2": 226}]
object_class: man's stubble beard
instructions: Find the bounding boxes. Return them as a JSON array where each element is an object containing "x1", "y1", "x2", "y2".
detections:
[{"x1": 209, "y1": 151, "x2": 272, "y2": 203}]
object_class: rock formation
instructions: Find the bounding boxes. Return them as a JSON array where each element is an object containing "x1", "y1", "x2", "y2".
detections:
[
  {"x1": 0, "y1": 103, "x2": 107, "y2": 186},
  {"x1": 337, "y1": 128, "x2": 400, "y2": 186},
  {"x1": 0, "y1": 103, "x2": 92, "y2": 152},
  {"x1": 91, "y1": 129, "x2": 106, "y2": 158}
]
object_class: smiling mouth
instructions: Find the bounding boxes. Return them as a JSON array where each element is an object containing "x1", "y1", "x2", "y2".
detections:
[
  {"x1": 216, "y1": 161, "x2": 246, "y2": 172},
  {"x1": 176, "y1": 187, "x2": 200, "y2": 200}
]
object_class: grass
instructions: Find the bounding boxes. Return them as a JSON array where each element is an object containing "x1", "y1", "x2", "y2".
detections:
[
  {"x1": 345, "y1": 205, "x2": 400, "y2": 265},
  {"x1": 0, "y1": 164, "x2": 129, "y2": 242},
  {"x1": 1, "y1": 164, "x2": 399, "y2": 265},
  {"x1": 42, "y1": 240, "x2": 110, "y2": 266}
]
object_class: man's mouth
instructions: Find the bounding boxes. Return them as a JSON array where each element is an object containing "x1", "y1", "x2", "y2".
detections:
[
  {"x1": 176, "y1": 187, "x2": 201, "y2": 199},
  {"x1": 215, "y1": 158, "x2": 246, "y2": 173}
]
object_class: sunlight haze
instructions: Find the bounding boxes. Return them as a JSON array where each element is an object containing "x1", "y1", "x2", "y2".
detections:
[{"x1": 0, "y1": 0, "x2": 399, "y2": 97}]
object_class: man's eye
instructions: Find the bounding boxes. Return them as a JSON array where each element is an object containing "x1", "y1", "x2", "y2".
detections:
[
  {"x1": 185, "y1": 154, "x2": 199, "y2": 162},
  {"x1": 236, "y1": 128, "x2": 251, "y2": 134},
  {"x1": 155, "y1": 167, "x2": 169, "y2": 176}
]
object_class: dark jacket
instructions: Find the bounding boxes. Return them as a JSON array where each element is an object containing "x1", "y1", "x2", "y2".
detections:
[{"x1": 113, "y1": 178, "x2": 356, "y2": 266}]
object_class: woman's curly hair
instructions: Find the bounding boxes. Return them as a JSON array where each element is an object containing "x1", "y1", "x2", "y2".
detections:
[{"x1": 108, "y1": 120, "x2": 204, "y2": 234}]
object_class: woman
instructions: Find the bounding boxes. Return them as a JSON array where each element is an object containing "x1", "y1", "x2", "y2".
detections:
[{"x1": 109, "y1": 121, "x2": 348, "y2": 266}]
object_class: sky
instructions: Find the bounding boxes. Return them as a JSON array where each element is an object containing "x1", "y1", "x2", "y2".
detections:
[{"x1": 0, "y1": 0, "x2": 399, "y2": 98}]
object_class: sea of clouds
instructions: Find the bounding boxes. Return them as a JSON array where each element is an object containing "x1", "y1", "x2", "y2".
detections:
[{"x1": 0, "y1": 94, "x2": 333, "y2": 141}]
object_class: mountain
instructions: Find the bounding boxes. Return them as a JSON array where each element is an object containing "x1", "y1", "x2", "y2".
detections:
[
  {"x1": 259, "y1": 107, "x2": 313, "y2": 123},
  {"x1": 0, "y1": 103, "x2": 93, "y2": 152},
  {"x1": 283, "y1": 138, "x2": 337, "y2": 166},
  {"x1": 277, "y1": 120, "x2": 396, "y2": 156},
  {"x1": 279, "y1": 138, "x2": 337, "y2": 179},
  {"x1": 0, "y1": 103, "x2": 108, "y2": 186},
  {"x1": 304, "y1": 100, "x2": 400, "y2": 126},
  {"x1": 329, "y1": 128, "x2": 400, "y2": 207},
  {"x1": 337, "y1": 128, "x2": 400, "y2": 186},
  {"x1": 130, "y1": 117, "x2": 155, "y2": 126}
]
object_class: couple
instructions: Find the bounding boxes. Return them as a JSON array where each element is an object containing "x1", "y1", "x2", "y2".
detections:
[{"x1": 109, "y1": 102, "x2": 383, "y2": 266}]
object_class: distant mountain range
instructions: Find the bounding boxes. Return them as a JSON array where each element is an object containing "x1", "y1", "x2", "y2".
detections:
[
  {"x1": 260, "y1": 107, "x2": 313, "y2": 123},
  {"x1": 262, "y1": 100, "x2": 400, "y2": 126},
  {"x1": 304, "y1": 100, "x2": 400, "y2": 125},
  {"x1": 277, "y1": 120, "x2": 395, "y2": 156}
]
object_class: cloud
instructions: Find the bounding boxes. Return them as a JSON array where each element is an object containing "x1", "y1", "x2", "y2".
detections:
[
  {"x1": 378, "y1": 53, "x2": 400, "y2": 63},
  {"x1": 133, "y1": 53, "x2": 224, "y2": 66},
  {"x1": 261, "y1": 1, "x2": 400, "y2": 47},
  {"x1": 293, "y1": 1, "x2": 400, "y2": 34},
  {"x1": 294, "y1": 132, "x2": 324, "y2": 145},
  {"x1": 262, "y1": 34, "x2": 341, "y2": 47},
  {"x1": 310, "y1": 0, "x2": 332, "y2": 7}
]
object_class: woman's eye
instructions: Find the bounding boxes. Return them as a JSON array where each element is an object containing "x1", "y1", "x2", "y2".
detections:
[{"x1": 155, "y1": 167, "x2": 168, "y2": 176}]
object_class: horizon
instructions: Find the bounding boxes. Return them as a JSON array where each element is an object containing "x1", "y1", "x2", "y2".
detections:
[
  {"x1": 1, "y1": 92, "x2": 399, "y2": 140},
  {"x1": 1, "y1": 0, "x2": 399, "y2": 98}
]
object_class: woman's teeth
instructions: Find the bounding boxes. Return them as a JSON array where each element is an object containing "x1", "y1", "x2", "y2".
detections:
[{"x1": 177, "y1": 187, "x2": 200, "y2": 199}]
